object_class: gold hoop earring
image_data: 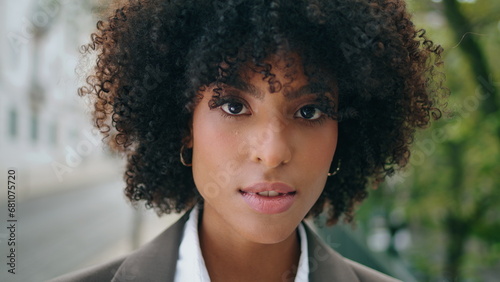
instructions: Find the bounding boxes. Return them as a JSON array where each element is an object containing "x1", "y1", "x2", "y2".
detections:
[
  {"x1": 180, "y1": 145, "x2": 192, "y2": 167},
  {"x1": 328, "y1": 159, "x2": 341, "y2": 177}
]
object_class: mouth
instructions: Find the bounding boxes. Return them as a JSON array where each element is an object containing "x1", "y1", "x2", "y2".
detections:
[
  {"x1": 240, "y1": 182, "x2": 295, "y2": 194},
  {"x1": 247, "y1": 190, "x2": 296, "y2": 197},
  {"x1": 239, "y1": 182, "x2": 297, "y2": 214}
]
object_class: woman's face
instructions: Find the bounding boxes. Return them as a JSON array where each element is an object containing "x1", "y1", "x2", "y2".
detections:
[{"x1": 190, "y1": 54, "x2": 338, "y2": 244}]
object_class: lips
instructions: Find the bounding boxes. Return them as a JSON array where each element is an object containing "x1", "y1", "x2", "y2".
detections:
[{"x1": 240, "y1": 182, "x2": 296, "y2": 214}]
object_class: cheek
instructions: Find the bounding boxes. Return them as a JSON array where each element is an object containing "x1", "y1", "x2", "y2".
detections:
[
  {"x1": 191, "y1": 113, "x2": 244, "y2": 197},
  {"x1": 192, "y1": 119, "x2": 243, "y2": 164},
  {"x1": 296, "y1": 123, "x2": 338, "y2": 195},
  {"x1": 320, "y1": 128, "x2": 338, "y2": 164},
  {"x1": 302, "y1": 123, "x2": 338, "y2": 167}
]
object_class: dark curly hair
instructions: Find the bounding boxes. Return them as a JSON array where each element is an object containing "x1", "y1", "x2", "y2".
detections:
[{"x1": 79, "y1": 0, "x2": 444, "y2": 224}]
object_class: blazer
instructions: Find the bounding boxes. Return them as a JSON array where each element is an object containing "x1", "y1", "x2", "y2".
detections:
[{"x1": 50, "y1": 211, "x2": 400, "y2": 282}]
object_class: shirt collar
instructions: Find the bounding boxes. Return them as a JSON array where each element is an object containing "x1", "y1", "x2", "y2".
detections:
[{"x1": 174, "y1": 205, "x2": 309, "y2": 282}]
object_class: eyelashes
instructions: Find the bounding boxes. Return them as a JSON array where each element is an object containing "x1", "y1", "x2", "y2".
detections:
[
  {"x1": 221, "y1": 102, "x2": 250, "y2": 115},
  {"x1": 209, "y1": 94, "x2": 335, "y2": 126},
  {"x1": 295, "y1": 105, "x2": 324, "y2": 120},
  {"x1": 210, "y1": 95, "x2": 250, "y2": 115}
]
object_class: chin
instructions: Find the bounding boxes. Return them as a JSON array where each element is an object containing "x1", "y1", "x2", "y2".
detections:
[{"x1": 235, "y1": 214, "x2": 301, "y2": 245}]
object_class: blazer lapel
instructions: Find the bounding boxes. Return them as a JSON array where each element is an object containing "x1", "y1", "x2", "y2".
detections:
[
  {"x1": 304, "y1": 221, "x2": 360, "y2": 282},
  {"x1": 111, "y1": 213, "x2": 360, "y2": 282},
  {"x1": 112, "y1": 211, "x2": 190, "y2": 282}
]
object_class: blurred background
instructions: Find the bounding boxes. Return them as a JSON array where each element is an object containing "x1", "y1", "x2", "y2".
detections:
[{"x1": 0, "y1": 0, "x2": 498, "y2": 281}]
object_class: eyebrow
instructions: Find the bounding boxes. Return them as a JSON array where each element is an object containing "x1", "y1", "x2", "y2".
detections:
[
  {"x1": 223, "y1": 78, "x2": 335, "y2": 101},
  {"x1": 227, "y1": 79, "x2": 264, "y2": 99}
]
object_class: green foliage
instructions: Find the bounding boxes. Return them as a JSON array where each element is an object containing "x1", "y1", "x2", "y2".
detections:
[{"x1": 356, "y1": 0, "x2": 500, "y2": 280}]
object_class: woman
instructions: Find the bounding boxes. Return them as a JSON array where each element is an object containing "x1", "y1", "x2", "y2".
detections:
[{"x1": 53, "y1": 0, "x2": 444, "y2": 281}]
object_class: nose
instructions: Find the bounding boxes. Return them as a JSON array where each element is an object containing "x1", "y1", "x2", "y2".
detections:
[{"x1": 249, "y1": 121, "x2": 292, "y2": 168}]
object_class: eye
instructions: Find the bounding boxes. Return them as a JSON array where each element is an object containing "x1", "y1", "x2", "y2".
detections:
[
  {"x1": 221, "y1": 102, "x2": 250, "y2": 115},
  {"x1": 295, "y1": 105, "x2": 323, "y2": 120}
]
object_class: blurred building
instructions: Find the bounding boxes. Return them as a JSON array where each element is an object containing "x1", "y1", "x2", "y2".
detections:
[{"x1": 0, "y1": 0, "x2": 121, "y2": 200}]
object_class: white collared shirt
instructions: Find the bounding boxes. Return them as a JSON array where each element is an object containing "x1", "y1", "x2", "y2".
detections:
[{"x1": 174, "y1": 206, "x2": 309, "y2": 282}]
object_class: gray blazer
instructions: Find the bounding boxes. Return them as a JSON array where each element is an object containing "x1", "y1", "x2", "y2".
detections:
[{"x1": 50, "y1": 212, "x2": 399, "y2": 282}]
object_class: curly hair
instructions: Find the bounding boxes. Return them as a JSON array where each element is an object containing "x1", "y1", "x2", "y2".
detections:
[{"x1": 79, "y1": 0, "x2": 444, "y2": 224}]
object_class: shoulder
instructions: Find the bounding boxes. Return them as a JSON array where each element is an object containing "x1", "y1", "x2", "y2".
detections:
[
  {"x1": 49, "y1": 212, "x2": 190, "y2": 282},
  {"x1": 343, "y1": 257, "x2": 400, "y2": 282},
  {"x1": 303, "y1": 221, "x2": 400, "y2": 282},
  {"x1": 48, "y1": 256, "x2": 125, "y2": 282}
]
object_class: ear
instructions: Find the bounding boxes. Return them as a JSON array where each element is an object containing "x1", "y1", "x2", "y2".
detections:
[
  {"x1": 184, "y1": 90, "x2": 204, "y2": 149},
  {"x1": 186, "y1": 135, "x2": 193, "y2": 149},
  {"x1": 183, "y1": 117, "x2": 194, "y2": 149}
]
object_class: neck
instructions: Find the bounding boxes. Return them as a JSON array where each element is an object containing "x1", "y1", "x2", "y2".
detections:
[{"x1": 198, "y1": 208, "x2": 301, "y2": 282}]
